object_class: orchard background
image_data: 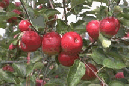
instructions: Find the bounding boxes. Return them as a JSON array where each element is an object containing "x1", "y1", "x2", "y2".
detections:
[{"x1": 0, "y1": 0, "x2": 129, "y2": 86}]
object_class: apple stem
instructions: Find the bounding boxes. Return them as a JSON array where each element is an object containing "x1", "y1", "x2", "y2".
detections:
[
  {"x1": 27, "y1": 52, "x2": 30, "y2": 64},
  {"x1": 84, "y1": 62, "x2": 108, "y2": 86}
]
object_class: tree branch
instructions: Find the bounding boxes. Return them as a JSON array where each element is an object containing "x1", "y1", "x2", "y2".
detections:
[
  {"x1": 63, "y1": 0, "x2": 67, "y2": 23},
  {"x1": 0, "y1": 60, "x2": 27, "y2": 64}
]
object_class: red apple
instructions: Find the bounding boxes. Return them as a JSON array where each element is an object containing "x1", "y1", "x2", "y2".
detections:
[
  {"x1": 100, "y1": 17, "x2": 120, "y2": 36},
  {"x1": 36, "y1": 79, "x2": 46, "y2": 86},
  {"x1": 42, "y1": 31, "x2": 61, "y2": 55},
  {"x1": 18, "y1": 20, "x2": 32, "y2": 32},
  {"x1": 61, "y1": 31, "x2": 83, "y2": 54},
  {"x1": 19, "y1": 31, "x2": 42, "y2": 52},
  {"x1": 9, "y1": 43, "x2": 17, "y2": 50},
  {"x1": 12, "y1": 9, "x2": 21, "y2": 15},
  {"x1": 58, "y1": 52, "x2": 79, "y2": 67},
  {"x1": 86, "y1": 20, "x2": 100, "y2": 40},
  {"x1": 0, "y1": 0, "x2": 9, "y2": 8},
  {"x1": 7, "y1": 17, "x2": 18, "y2": 24},
  {"x1": 115, "y1": 72, "x2": 124, "y2": 79},
  {"x1": 14, "y1": 2, "x2": 21, "y2": 7},
  {"x1": 2, "y1": 65, "x2": 14, "y2": 72},
  {"x1": 81, "y1": 63, "x2": 97, "y2": 81}
]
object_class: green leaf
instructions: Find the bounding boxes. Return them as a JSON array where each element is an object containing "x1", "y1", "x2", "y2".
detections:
[
  {"x1": 98, "y1": 72, "x2": 110, "y2": 84},
  {"x1": 12, "y1": 63, "x2": 26, "y2": 78},
  {"x1": 44, "y1": 83, "x2": 63, "y2": 86},
  {"x1": 99, "y1": 33, "x2": 111, "y2": 49},
  {"x1": 12, "y1": 39, "x2": 19, "y2": 45},
  {"x1": 26, "y1": 63, "x2": 34, "y2": 76},
  {"x1": 119, "y1": 18, "x2": 129, "y2": 26},
  {"x1": 33, "y1": 62, "x2": 44, "y2": 69},
  {"x1": 0, "y1": 69, "x2": 15, "y2": 83},
  {"x1": 71, "y1": 0, "x2": 85, "y2": 9},
  {"x1": 30, "y1": 56, "x2": 43, "y2": 63},
  {"x1": 0, "y1": 21, "x2": 6, "y2": 28},
  {"x1": 109, "y1": 80, "x2": 125, "y2": 86},
  {"x1": 67, "y1": 60, "x2": 85, "y2": 86},
  {"x1": 44, "y1": 9, "x2": 60, "y2": 17},
  {"x1": 91, "y1": 48, "x2": 107, "y2": 65},
  {"x1": 103, "y1": 58, "x2": 126, "y2": 69},
  {"x1": 56, "y1": 19, "x2": 69, "y2": 34}
]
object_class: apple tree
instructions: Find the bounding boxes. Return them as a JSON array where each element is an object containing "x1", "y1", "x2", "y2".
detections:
[{"x1": 0, "y1": 0, "x2": 129, "y2": 86}]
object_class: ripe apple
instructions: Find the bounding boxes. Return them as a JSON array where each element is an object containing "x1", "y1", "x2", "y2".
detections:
[
  {"x1": 9, "y1": 43, "x2": 16, "y2": 50},
  {"x1": 18, "y1": 20, "x2": 32, "y2": 32},
  {"x1": 61, "y1": 31, "x2": 83, "y2": 54},
  {"x1": 36, "y1": 79, "x2": 46, "y2": 86},
  {"x1": 7, "y1": 17, "x2": 18, "y2": 24},
  {"x1": 14, "y1": 2, "x2": 21, "y2": 7},
  {"x1": 81, "y1": 63, "x2": 97, "y2": 81},
  {"x1": 115, "y1": 72, "x2": 124, "y2": 79},
  {"x1": 19, "y1": 31, "x2": 42, "y2": 52},
  {"x1": 58, "y1": 52, "x2": 79, "y2": 67},
  {"x1": 12, "y1": 9, "x2": 22, "y2": 15},
  {"x1": 2, "y1": 65, "x2": 14, "y2": 72},
  {"x1": 100, "y1": 17, "x2": 120, "y2": 36},
  {"x1": 0, "y1": 0, "x2": 9, "y2": 8},
  {"x1": 42, "y1": 31, "x2": 61, "y2": 55},
  {"x1": 86, "y1": 20, "x2": 100, "y2": 40}
]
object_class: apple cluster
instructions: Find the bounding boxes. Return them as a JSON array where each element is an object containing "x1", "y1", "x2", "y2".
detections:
[
  {"x1": 7, "y1": 18, "x2": 99, "y2": 82},
  {"x1": 86, "y1": 17, "x2": 120, "y2": 40}
]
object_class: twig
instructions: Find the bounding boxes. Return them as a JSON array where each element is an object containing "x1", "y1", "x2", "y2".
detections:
[
  {"x1": 0, "y1": 60, "x2": 27, "y2": 64},
  {"x1": 63, "y1": 0, "x2": 67, "y2": 23},
  {"x1": 27, "y1": 52, "x2": 31, "y2": 64},
  {"x1": 42, "y1": 57, "x2": 52, "y2": 86},
  {"x1": 80, "y1": 41, "x2": 96, "y2": 54},
  {"x1": 84, "y1": 62, "x2": 108, "y2": 86},
  {"x1": 19, "y1": 0, "x2": 38, "y2": 33}
]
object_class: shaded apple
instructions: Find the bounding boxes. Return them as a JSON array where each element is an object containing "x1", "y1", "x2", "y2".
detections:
[{"x1": 42, "y1": 31, "x2": 61, "y2": 55}]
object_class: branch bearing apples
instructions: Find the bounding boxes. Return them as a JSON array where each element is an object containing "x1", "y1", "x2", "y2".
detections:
[
  {"x1": 100, "y1": 17, "x2": 120, "y2": 36},
  {"x1": 81, "y1": 63, "x2": 97, "y2": 81},
  {"x1": 61, "y1": 31, "x2": 83, "y2": 54},
  {"x1": 42, "y1": 31, "x2": 61, "y2": 55},
  {"x1": 86, "y1": 20, "x2": 100, "y2": 40},
  {"x1": 19, "y1": 20, "x2": 32, "y2": 32},
  {"x1": 19, "y1": 31, "x2": 42, "y2": 52},
  {"x1": 58, "y1": 52, "x2": 79, "y2": 67}
]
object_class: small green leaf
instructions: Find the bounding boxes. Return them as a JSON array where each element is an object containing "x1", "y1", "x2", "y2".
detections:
[
  {"x1": 33, "y1": 62, "x2": 44, "y2": 69},
  {"x1": 30, "y1": 56, "x2": 43, "y2": 63},
  {"x1": 99, "y1": 33, "x2": 111, "y2": 49},
  {"x1": 56, "y1": 19, "x2": 68, "y2": 34},
  {"x1": 0, "y1": 69, "x2": 15, "y2": 83},
  {"x1": 12, "y1": 63, "x2": 26, "y2": 78},
  {"x1": 109, "y1": 80, "x2": 125, "y2": 86},
  {"x1": 103, "y1": 58, "x2": 126, "y2": 69},
  {"x1": 67, "y1": 60, "x2": 85, "y2": 86},
  {"x1": 91, "y1": 48, "x2": 107, "y2": 65},
  {"x1": 44, "y1": 9, "x2": 60, "y2": 17},
  {"x1": 71, "y1": 0, "x2": 85, "y2": 9}
]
